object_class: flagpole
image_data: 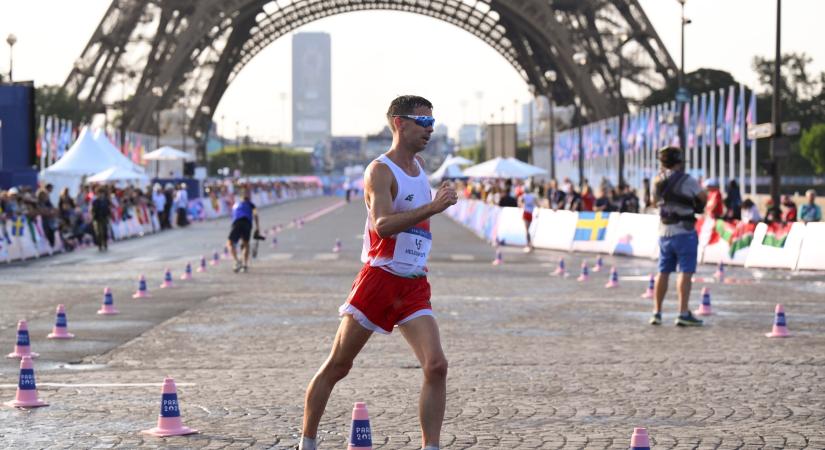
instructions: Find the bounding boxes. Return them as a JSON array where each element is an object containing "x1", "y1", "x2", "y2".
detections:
[
  {"x1": 750, "y1": 92, "x2": 757, "y2": 196},
  {"x1": 738, "y1": 84, "x2": 745, "y2": 196},
  {"x1": 701, "y1": 93, "x2": 707, "y2": 179},
  {"x1": 718, "y1": 88, "x2": 726, "y2": 189},
  {"x1": 709, "y1": 91, "x2": 716, "y2": 183},
  {"x1": 728, "y1": 86, "x2": 736, "y2": 192}
]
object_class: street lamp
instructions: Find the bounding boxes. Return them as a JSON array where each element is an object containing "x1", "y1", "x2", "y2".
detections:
[
  {"x1": 769, "y1": 0, "x2": 783, "y2": 205},
  {"x1": 544, "y1": 70, "x2": 557, "y2": 180},
  {"x1": 6, "y1": 34, "x2": 16, "y2": 82},
  {"x1": 676, "y1": 0, "x2": 692, "y2": 151},
  {"x1": 615, "y1": 31, "x2": 633, "y2": 188},
  {"x1": 573, "y1": 52, "x2": 588, "y2": 188}
]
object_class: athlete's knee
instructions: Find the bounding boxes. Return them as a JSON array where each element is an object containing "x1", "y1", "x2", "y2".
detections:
[
  {"x1": 323, "y1": 357, "x2": 353, "y2": 382},
  {"x1": 422, "y1": 356, "x2": 448, "y2": 381}
]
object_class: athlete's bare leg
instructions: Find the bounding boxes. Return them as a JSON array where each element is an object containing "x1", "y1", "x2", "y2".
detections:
[
  {"x1": 302, "y1": 315, "x2": 373, "y2": 439},
  {"x1": 399, "y1": 315, "x2": 448, "y2": 449},
  {"x1": 227, "y1": 240, "x2": 238, "y2": 262},
  {"x1": 241, "y1": 239, "x2": 250, "y2": 267}
]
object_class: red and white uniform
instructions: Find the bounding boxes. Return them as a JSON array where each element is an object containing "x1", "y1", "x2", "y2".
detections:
[{"x1": 340, "y1": 154, "x2": 434, "y2": 334}]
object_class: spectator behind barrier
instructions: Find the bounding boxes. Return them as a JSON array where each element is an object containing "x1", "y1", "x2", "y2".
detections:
[{"x1": 800, "y1": 189, "x2": 822, "y2": 223}]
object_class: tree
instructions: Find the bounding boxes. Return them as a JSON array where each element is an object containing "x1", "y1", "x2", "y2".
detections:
[
  {"x1": 800, "y1": 124, "x2": 825, "y2": 174},
  {"x1": 642, "y1": 68, "x2": 737, "y2": 107},
  {"x1": 35, "y1": 84, "x2": 90, "y2": 123}
]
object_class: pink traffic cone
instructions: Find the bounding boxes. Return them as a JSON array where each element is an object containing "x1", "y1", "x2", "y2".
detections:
[
  {"x1": 4, "y1": 356, "x2": 48, "y2": 408},
  {"x1": 197, "y1": 256, "x2": 207, "y2": 273},
  {"x1": 577, "y1": 261, "x2": 589, "y2": 282},
  {"x1": 592, "y1": 256, "x2": 603, "y2": 272},
  {"x1": 271, "y1": 236, "x2": 278, "y2": 248},
  {"x1": 7, "y1": 320, "x2": 38, "y2": 359},
  {"x1": 641, "y1": 274, "x2": 655, "y2": 299},
  {"x1": 333, "y1": 238, "x2": 342, "y2": 253},
  {"x1": 160, "y1": 268, "x2": 174, "y2": 288},
  {"x1": 552, "y1": 258, "x2": 567, "y2": 276},
  {"x1": 765, "y1": 304, "x2": 791, "y2": 338},
  {"x1": 222, "y1": 246, "x2": 230, "y2": 260},
  {"x1": 605, "y1": 266, "x2": 619, "y2": 288},
  {"x1": 694, "y1": 287, "x2": 713, "y2": 316},
  {"x1": 97, "y1": 287, "x2": 119, "y2": 315},
  {"x1": 133, "y1": 274, "x2": 151, "y2": 298},
  {"x1": 142, "y1": 377, "x2": 198, "y2": 437},
  {"x1": 47, "y1": 304, "x2": 74, "y2": 339},
  {"x1": 492, "y1": 249, "x2": 502, "y2": 266},
  {"x1": 348, "y1": 402, "x2": 372, "y2": 450},
  {"x1": 630, "y1": 427, "x2": 650, "y2": 450},
  {"x1": 180, "y1": 263, "x2": 193, "y2": 280},
  {"x1": 210, "y1": 251, "x2": 220, "y2": 266},
  {"x1": 715, "y1": 261, "x2": 725, "y2": 282}
]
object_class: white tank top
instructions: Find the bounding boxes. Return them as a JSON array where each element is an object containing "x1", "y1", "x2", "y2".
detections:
[{"x1": 361, "y1": 154, "x2": 433, "y2": 277}]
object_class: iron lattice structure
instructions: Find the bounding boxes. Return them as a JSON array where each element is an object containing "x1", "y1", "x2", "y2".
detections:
[{"x1": 65, "y1": 0, "x2": 677, "y2": 162}]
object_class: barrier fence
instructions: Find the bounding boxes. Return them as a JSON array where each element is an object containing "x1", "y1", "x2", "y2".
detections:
[
  {"x1": 446, "y1": 199, "x2": 825, "y2": 272},
  {"x1": 0, "y1": 185, "x2": 323, "y2": 264}
]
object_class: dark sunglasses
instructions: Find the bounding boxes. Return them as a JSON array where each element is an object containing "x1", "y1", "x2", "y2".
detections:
[{"x1": 393, "y1": 114, "x2": 435, "y2": 128}]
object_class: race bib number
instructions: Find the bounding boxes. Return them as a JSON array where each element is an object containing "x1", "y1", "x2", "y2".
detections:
[{"x1": 393, "y1": 227, "x2": 432, "y2": 266}]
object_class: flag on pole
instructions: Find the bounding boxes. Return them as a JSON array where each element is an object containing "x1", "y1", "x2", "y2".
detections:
[
  {"x1": 745, "y1": 89, "x2": 756, "y2": 141},
  {"x1": 732, "y1": 92, "x2": 742, "y2": 145},
  {"x1": 696, "y1": 94, "x2": 706, "y2": 146},
  {"x1": 716, "y1": 89, "x2": 726, "y2": 147},
  {"x1": 725, "y1": 85, "x2": 735, "y2": 144}
]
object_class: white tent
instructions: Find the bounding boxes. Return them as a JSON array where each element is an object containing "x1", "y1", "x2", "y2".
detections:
[
  {"x1": 92, "y1": 129, "x2": 146, "y2": 173},
  {"x1": 42, "y1": 126, "x2": 114, "y2": 176},
  {"x1": 462, "y1": 157, "x2": 548, "y2": 179},
  {"x1": 444, "y1": 155, "x2": 474, "y2": 166},
  {"x1": 86, "y1": 166, "x2": 150, "y2": 184},
  {"x1": 142, "y1": 146, "x2": 194, "y2": 161},
  {"x1": 429, "y1": 160, "x2": 466, "y2": 183}
]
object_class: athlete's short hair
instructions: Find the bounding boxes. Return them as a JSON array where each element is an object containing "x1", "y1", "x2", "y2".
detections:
[
  {"x1": 387, "y1": 95, "x2": 433, "y2": 131},
  {"x1": 658, "y1": 146, "x2": 683, "y2": 169}
]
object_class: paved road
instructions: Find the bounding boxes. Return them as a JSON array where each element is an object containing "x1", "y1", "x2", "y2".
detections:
[{"x1": 1, "y1": 196, "x2": 824, "y2": 449}]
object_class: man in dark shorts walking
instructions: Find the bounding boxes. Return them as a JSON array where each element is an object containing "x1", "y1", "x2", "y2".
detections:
[
  {"x1": 91, "y1": 186, "x2": 110, "y2": 252},
  {"x1": 227, "y1": 191, "x2": 259, "y2": 273},
  {"x1": 299, "y1": 95, "x2": 457, "y2": 450}
]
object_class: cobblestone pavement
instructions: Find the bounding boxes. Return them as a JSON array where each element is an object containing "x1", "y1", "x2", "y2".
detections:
[{"x1": 1, "y1": 196, "x2": 824, "y2": 449}]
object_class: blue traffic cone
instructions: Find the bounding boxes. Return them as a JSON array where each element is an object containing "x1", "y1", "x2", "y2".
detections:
[{"x1": 348, "y1": 402, "x2": 372, "y2": 450}]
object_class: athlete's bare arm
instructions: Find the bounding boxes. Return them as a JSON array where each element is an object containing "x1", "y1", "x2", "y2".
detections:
[{"x1": 365, "y1": 161, "x2": 457, "y2": 238}]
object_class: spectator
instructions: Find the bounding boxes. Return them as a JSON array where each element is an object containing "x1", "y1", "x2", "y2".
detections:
[
  {"x1": 594, "y1": 188, "x2": 612, "y2": 212},
  {"x1": 618, "y1": 184, "x2": 640, "y2": 213},
  {"x1": 152, "y1": 184, "x2": 167, "y2": 229},
  {"x1": 498, "y1": 179, "x2": 518, "y2": 207},
  {"x1": 642, "y1": 177, "x2": 653, "y2": 212},
  {"x1": 174, "y1": 183, "x2": 190, "y2": 227},
  {"x1": 781, "y1": 194, "x2": 797, "y2": 222},
  {"x1": 704, "y1": 178, "x2": 724, "y2": 219},
  {"x1": 763, "y1": 199, "x2": 783, "y2": 224},
  {"x1": 723, "y1": 180, "x2": 742, "y2": 221},
  {"x1": 580, "y1": 184, "x2": 595, "y2": 212},
  {"x1": 800, "y1": 189, "x2": 822, "y2": 223},
  {"x1": 545, "y1": 179, "x2": 566, "y2": 211},
  {"x1": 91, "y1": 186, "x2": 111, "y2": 251},
  {"x1": 740, "y1": 198, "x2": 761, "y2": 224},
  {"x1": 163, "y1": 183, "x2": 174, "y2": 228},
  {"x1": 36, "y1": 188, "x2": 58, "y2": 247}
]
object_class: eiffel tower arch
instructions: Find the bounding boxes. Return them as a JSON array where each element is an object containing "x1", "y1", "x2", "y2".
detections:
[{"x1": 64, "y1": 0, "x2": 677, "y2": 163}]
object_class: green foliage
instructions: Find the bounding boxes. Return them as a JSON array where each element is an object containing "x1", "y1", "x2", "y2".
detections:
[
  {"x1": 208, "y1": 145, "x2": 312, "y2": 175},
  {"x1": 516, "y1": 143, "x2": 530, "y2": 163},
  {"x1": 35, "y1": 85, "x2": 90, "y2": 123},
  {"x1": 800, "y1": 124, "x2": 825, "y2": 174},
  {"x1": 457, "y1": 145, "x2": 485, "y2": 164},
  {"x1": 642, "y1": 69, "x2": 737, "y2": 107}
]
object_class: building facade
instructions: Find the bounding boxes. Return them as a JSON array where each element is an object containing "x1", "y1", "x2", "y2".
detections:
[{"x1": 292, "y1": 32, "x2": 331, "y2": 147}]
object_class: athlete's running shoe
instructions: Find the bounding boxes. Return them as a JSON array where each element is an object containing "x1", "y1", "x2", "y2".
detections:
[
  {"x1": 675, "y1": 311, "x2": 704, "y2": 327},
  {"x1": 240, "y1": 265, "x2": 248, "y2": 273},
  {"x1": 649, "y1": 312, "x2": 662, "y2": 326},
  {"x1": 233, "y1": 260, "x2": 242, "y2": 273}
]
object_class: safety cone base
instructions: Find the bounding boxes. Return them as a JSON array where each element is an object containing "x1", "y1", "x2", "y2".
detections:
[
  {"x1": 180, "y1": 274, "x2": 192, "y2": 280},
  {"x1": 641, "y1": 290, "x2": 654, "y2": 299},
  {"x1": 160, "y1": 282, "x2": 174, "y2": 289},
  {"x1": 766, "y1": 330, "x2": 790, "y2": 338},
  {"x1": 577, "y1": 275, "x2": 589, "y2": 282},
  {"x1": 4, "y1": 398, "x2": 48, "y2": 408},
  {"x1": 6, "y1": 351, "x2": 39, "y2": 359},
  {"x1": 132, "y1": 291, "x2": 151, "y2": 298},
  {"x1": 47, "y1": 330, "x2": 75, "y2": 339},
  {"x1": 141, "y1": 425, "x2": 198, "y2": 437},
  {"x1": 694, "y1": 306, "x2": 713, "y2": 316},
  {"x1": 605, "y1": 281, "x2": 619, "y2": 288}
]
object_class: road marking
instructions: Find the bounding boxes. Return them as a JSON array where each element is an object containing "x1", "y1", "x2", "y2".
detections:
[
  {"x1": 314, "y1": 253, "x2": 340, "y2": 261},
  {"x1": 264, "y1": 253, "x2": 293, "y2": 260},
  {"x1": 450, "y1": 254, "x2": 476, "y2": 261}
]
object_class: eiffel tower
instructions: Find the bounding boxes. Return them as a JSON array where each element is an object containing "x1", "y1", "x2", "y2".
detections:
[{"x1": 64, "y1": 0, "x2": 677, "y2": 162}]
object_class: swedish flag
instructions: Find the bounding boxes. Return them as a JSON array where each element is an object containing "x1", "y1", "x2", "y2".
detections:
[
  {"x1": 10, "y1": 216, "x2": 25, "y2": 237},
  {"x1": 573, "y1": 212, "x2": 609, "y2": 241}
]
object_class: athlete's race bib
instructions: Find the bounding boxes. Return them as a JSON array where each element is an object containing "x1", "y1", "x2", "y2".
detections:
[{"x1": 393, "y1": 227, "x2": 432, "y2": 267}]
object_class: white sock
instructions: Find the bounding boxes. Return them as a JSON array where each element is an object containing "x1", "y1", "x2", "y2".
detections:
[{"x1": 299, "y1": 436, "x2": 317, "y2": 450}]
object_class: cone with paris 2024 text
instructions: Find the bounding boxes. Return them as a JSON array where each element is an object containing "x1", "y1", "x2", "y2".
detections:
[
  {"x1": 160, "y1": 268, "x2": 174, "y2": 288},
  {"x1": 630, "y1": 427, "x2": 650, "y2": 450},
  {"x1": 197, "y1": 256, "x2": 207, "y2": 272},
  {"x1": 98, "y1": 287, "x2": 119, "y2": 315},
  {"x1": 7, "y1": 320, "x2": 38, "y2": 359},
  {"x1": 47, "y1": 304, "x2": 74, "y2": 339},
  {"x1": 181, "y1": 262, "x2": 193, "y2": 280},
  {"x1": 142, "y1": 377, "x2": 198, "y2": 437},
  {"x1": 577, "y1": 261, "x2": 589, "y2": 282},
  {"x1": 552, "y1": 258, "x2": 567, "y2": 276},
  {"x1": 592, "y1": 255, "x2": 603, "y2": 272},
  {"x1": 348, "y1": 402, "x2": 372, "y2": 450},
  {"x1": 133, "y1": 274, "x2": 151, "y2": 298},
  {"x1": 492, "y1": 248, "x2": 502, "y2": 266},
  {"x1": 4, "y1": 355, "x2": 48, "y2": 408},
  {"x1": 694, "y1": 287, "x2": 713, "y2": 316},
  {"x1": 605, "y1": 266, "x2": 619, "y2": 288}
]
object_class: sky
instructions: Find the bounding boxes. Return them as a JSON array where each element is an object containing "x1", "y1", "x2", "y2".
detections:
[{"x1": 2, "y1": 0, "x2": 823, "y2": 143}]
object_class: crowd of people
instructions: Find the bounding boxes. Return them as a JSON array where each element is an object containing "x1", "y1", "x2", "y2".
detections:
[
  {"x1": 0, "y1": 178, "x2": 321, "y2": 253},
  {"x1": 455, "y1": 177, "x2": 822, "y2": 226}
]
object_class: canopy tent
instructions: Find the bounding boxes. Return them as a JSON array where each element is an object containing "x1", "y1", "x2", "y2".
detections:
[
  {"x1": 462, "y1": 157, "x2": 548, "y2": 179},
  {"x1": 142, "y1": 146, "x2": 194, "y2": 161},
  {"x1": 444, "y1": 155, "x2": 474, "y2": 166},
  {"x1": 86, "y1": 166, "x2": 150, "y2": 184},
  {"x1": 92, "y1": 129, "x2": 146, "y2": 173},
  {"x1": 429, "y1": 160, "x2": 466, "y2": 183}
]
